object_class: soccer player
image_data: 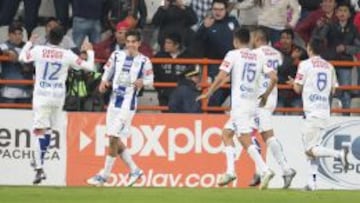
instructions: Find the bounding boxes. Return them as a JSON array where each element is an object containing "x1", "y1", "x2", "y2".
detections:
[
  {"x1": 288, "y1": 37, "x2": 349, "y2": 191},
  {"x1": 87, "y1": 30, "x2": 154, "y2": 187},
  {"x1": 197, "y1": 28, "x2": 275, "y2": 190},
  {"x1": 18, "y1": 26, "x2": 95, "y2": 184}
]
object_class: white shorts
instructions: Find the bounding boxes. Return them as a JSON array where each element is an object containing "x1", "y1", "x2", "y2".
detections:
[
  {"x1": 33, "y1": 105, "x2": 62, "y2": 130},
  {"x1": 106, "y1": 106, "x2": 135, "y2": 137},
  {"x1": 225, "y1": 111, "x2": 254, "y2": 136},
  {"x1": 302, "y1": 117, "x2": 327, "y2": 151},
  {"x1": 254, "y1": 108, "x2": 273, "y2": 133}
]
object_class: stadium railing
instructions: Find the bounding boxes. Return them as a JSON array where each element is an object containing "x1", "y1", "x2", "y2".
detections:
[{"x1": 1, "y1": 55, "x2": 360, "y2": 114}]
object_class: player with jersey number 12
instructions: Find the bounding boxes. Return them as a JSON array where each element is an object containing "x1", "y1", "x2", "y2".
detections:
[{"x1": 19, "y1": 25, "x2": 95, "y2": 185}]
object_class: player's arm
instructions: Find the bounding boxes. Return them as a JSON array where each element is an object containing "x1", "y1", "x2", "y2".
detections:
[
  {"x1": 259, "y1": 67, "x2": 278, "y2": 107},
  {"x1": 99, "y1": 52, "x2": 116, "y2": 93},
  {"x1": 196, "y1": 53, "x2": 233, "y2": 101},
  {"x1": 19, "y1": 37, "x2": 37, "y2": 63},
  {"x1": 69, "y1": 42, "x2": 95, "y2": 72},
  {"x1": 288, "y1": 61, "x2": 306, "y2": 94},
  {"x1": 133, "y1": 59, "x2": 154, "y2": 90},
  {"x1": 331, "y1": 65, "x2": 339, "y2": 95}
]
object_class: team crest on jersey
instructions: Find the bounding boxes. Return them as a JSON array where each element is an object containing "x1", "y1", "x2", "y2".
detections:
[{"x1": 221, "y1": 61, "x2": 230, "y2": 69}]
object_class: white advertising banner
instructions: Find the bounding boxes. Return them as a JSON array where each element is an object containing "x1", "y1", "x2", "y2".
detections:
[
  {"x1": 0, "y1": 109, "x2": 67, "y2": 186},
  {"x1": 268, "y1": 116, "x2": 360, "y2": 189}
]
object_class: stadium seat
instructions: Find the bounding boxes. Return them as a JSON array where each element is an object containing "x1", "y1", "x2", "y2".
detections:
[
  {"x1": 138, "y1": 90, "x2": 160, "y2": 113},
  {"x1": 31, "y1": 26, "x2": 46, "y2": 38},
  {"x1": 350, "y1": 98, "x2": 360, "y2": 116}
]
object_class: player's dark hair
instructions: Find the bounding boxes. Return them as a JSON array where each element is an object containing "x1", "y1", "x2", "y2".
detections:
[
  {"x1": 234, "y1": 28, "x2": 250, "y2": 44},
  {"x1": 125, "y1": 29, "x2": 142, "y2": 41},
  {"x1": 45, "y1": 17, "x2": 60, "y2": 26},
  {"x1": 212, "y1": 0, "x2": 228, "y2": 8},
  {"x1": 48, "y1": 25, "x2": 65, "y2": 45},
  {"x1": 8, "y1": 21, "x2": 23, "y2": 34},
  {"x1": 308, "y1": 37, "x2": 325, "y2": 55},
  {"x1": 253, "y1": 27, "x2": 269, "y2": 43}
]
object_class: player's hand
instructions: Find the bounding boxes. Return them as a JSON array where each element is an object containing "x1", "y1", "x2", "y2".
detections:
[
  {"x1": 336, "y1": 44, "x2": 346, "y2": 53},
  {"x1": 81, "y1": 41, "x2": 93, "y2": 51},
  {"x1": 286, "y1": 76, "x2": 295, "y2": 85},
  {"x1": 99, "y1": 81, "x2": 110, "y2": 93},
  {"x1": 196, "y1": 93, "x2": 209, "y2": 101},
  {"x1": 29, "y1": 34, "x2": 39, "y2": 44},
  {"x1": 258, "y1": 94, "x2": 268, "y2": 107},
  {"x1": 133, "y1": 79, "x2": 144, "y2": 90}
]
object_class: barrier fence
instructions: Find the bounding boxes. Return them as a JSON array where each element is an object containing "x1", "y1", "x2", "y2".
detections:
[{"x1": 1, "y1": 55, "x2": 360, "y2": 113}]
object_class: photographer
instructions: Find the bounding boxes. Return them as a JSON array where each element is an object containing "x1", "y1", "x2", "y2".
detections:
[{"x1": 152, "y1": 0, "x2": 198, "y2": 48}]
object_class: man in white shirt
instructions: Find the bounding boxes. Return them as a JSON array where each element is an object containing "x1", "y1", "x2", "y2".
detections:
[
  {"x1": 197, "y1": 28, "x2": 275, "y2": 190},
  {"x1": 289, "y1": 37, "x2": 349, "y2": 191},
  {"x1": 19, "y1": 25, "x2": 95, "y2": 184},
  {"x1": 87, "y1": 30, "x2": 154, "y2": 187}
]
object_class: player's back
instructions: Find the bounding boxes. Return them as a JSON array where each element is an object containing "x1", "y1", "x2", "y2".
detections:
[
  {"x1": 31, "y1": 45, "x2": 75, "y2": 106},
  {"x1": 254, "y1": 45, "x2": 283, "y2": 110},
  {"x1": 229, "y1": 48, "x2": 262, "y2": 113},
  {"x1": 300, "y1": 56, "x2": 336, "y2": 118}
]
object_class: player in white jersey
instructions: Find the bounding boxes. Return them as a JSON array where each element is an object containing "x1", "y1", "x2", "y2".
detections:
[
  {"x1": 289, "y1": 38, "x2": 349, "y2": 191},
  {"x1": 197, "y1": 28, "x2": 275, "y2": 190},
  {"x1": 18, "y1": 26, "x2": 95, "y2": 184},
  {"x1": 87, "y1": 30, "x2": 154, "y2": 187}
]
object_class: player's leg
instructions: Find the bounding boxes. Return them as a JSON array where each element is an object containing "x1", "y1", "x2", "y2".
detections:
[
  {"x1": 31, "y1": 106, "x2": 52, "y2": 184},
  {"x1": 117, "y1": 110, "x2": 143, "y2": 187},
  {"x1": 258, "y1": 109, "x2": 296, "y2": 188},
  {"x1": 218, "y1": 121, "x2": 237, "y2": 186},
  {"x1": 234, "y1": 113, "x2": 274, "y2": 190},
  {"x1": 248, "y1": 131, "x2": 261, "y2": 187}
]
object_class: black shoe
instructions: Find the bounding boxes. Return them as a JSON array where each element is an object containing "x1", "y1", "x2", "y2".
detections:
[
  {"x1": 248, "y1": 174, "x2": 261, "y2": 187},
  {"x1": 33, "y1": 169, "x2": 46, "y2": 185}
]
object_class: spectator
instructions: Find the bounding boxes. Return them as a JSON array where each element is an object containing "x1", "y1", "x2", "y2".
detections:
[
  {"x1": 295, "y1": 0, "x2": 337, "y2": 43},
  {"x1": 257, "y1": 0, "x2": 300, "y2": 44},
  {"x1": 153, "y1": 33, "x2": 194, "y2": 108},
  {"x1": 194, "y1": 0, "x2": 238, "y2": 107},
  {"x1": 93, "y1": 18, "x2": 153, "y2": 61},
  {"x1": 0, "y1": 0, "x2": 41, "y2": 36},
  {"x1": 107, "y1": 0, "x2": 147, "y2": 29},
  {"x1": 152, "y1": 0, "x2": 198, "y2": 48},
  {"x1": 313, "y1": 2, "x2": 360, "y2": 112},
  {"x1": 298, "y1": 0, "x2": 322, "y2": 21},
  {"x1": 229, "y1": 0, "x2": 260, "y2": 28},
  {"x1": 0, "y1": 22, "x2": 32, "y2": 104},
  {"x1": 53, "y1": 0, "x2": 71, "y2": 31},
  {"x1": 275, "y1": 29, "x2": 307, "y2": 110},
  {"x1": 168, "y1": 68, "x2": 202, "y2": 113},
  {"x1": 72, "y1": 0, "x2": 108, "y2": 47},
  {"x1": 34, "y1": 17, "x2": 76, "y2": 50},
  {"x1": 190, "y1": 0, "x2": 213, "y2": 25}
]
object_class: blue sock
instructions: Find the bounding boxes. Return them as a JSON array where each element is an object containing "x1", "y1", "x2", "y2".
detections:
[{"x1": 39, "y1": 134, "x2": 51, "y2": 165}]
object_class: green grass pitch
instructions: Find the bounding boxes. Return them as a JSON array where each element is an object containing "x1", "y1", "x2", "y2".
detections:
[{"x1": 0, "y1": 187, "x2": 360, "y2": 203}]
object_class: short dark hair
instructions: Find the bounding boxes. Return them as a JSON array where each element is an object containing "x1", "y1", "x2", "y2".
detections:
[
  {"x1": 280, "y1": 29, "x2": 295, "y2": 40},
  {"x1": 8, "y1": 21, "x2": 23, "y2": 34},
  {"x1": 46, "y1": 17, "x2": 60, "y2": 26},
  {"x1": 336, "y1": 2, "x2": 352, "y2": 13},
  {"x1": 212, "y1": 0, "x2": 228, "y2": 8},
  {"x1": 125, "y1": 29, "x2": 142, "y2": 41},
  {"x1": 308, "y1": 37, "x2": 325, "y2": 55},
  {"x1": 48, "y1": 25, "x2": 65, "y2": 45},
  {"x1": 165, "y1": 33, "x2": 182, "y2": 45},
  {"x1": 234, "y1": 28, "x2": 250, "y2": 44},
  {"x1": 253, "y1": 27, "x2": 269, "y2": 43}
]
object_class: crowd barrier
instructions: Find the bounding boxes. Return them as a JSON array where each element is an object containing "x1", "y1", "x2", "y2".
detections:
[{"x1": 1, "y1": 55, "x2": 360, "y2": 113}]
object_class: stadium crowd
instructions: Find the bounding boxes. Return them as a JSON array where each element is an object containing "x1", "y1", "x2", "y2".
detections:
[{"x1": 0, "y1": 0, "x2": 359, "y2": 114}]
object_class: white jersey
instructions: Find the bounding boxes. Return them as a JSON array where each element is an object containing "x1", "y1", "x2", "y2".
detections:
[
  {"x1": 253, "y1": 45, "x2": 283, "y2": 111},
  {"x1": 295, "y1": 56, "x2": 338, "y2": 119},
  {"x1": 219, "y1": 48, "x2": 263, "y2": 114},
  {"x1": 19, "y1": 42, "x2": 95, "y2": 106},
  {"x1": 102, "y1": 50, "x2": 153, "y2": 110}
]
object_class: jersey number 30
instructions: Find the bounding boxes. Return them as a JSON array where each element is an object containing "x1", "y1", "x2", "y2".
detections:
[{"x1": 43, "y1": 62, "x2": 62, "y2": 80}]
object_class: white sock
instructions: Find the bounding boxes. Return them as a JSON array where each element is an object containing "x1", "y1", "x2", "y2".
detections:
[
  {"x1": 103, "y1": 155, "x2": 116, "y2": 179},
  {"x1": 308, "y1": 159, "x2": 318, "y2": 186},
  {"x1": 247, "y1": 145, "x2": 269, "y2": 173},
  {"x1": 120, "y1": 149, "x2": 138, "y2": 173},
  {"x1": 312, "y1": 146, "x2": 341, "y2": 158},
  {"x1": 266, "y1": 137, "x2": 291, "y2": 174},
  {"x1": 31, "y1": 134, "x2": 43, "y2": 169},
  {"x1": 225, "y1": 146, "x2": 236, "y2": 175}
]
